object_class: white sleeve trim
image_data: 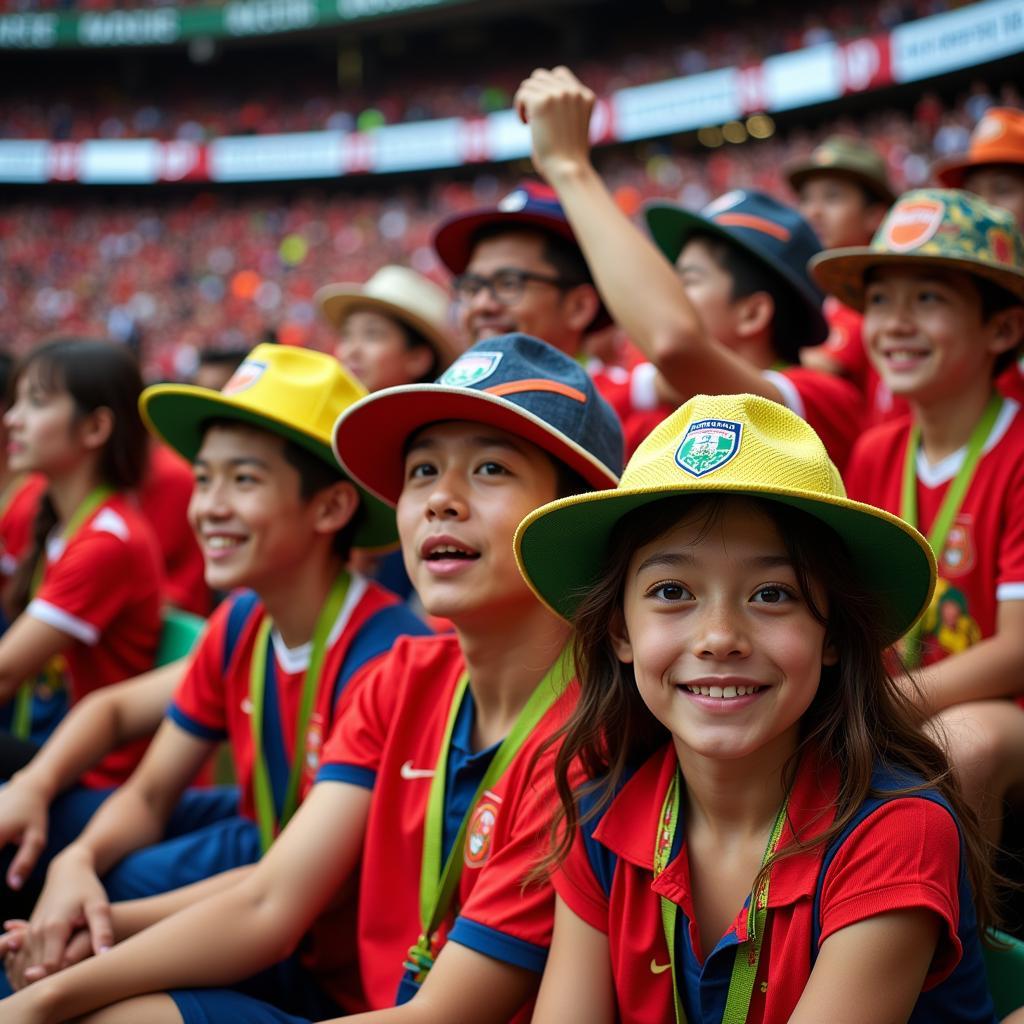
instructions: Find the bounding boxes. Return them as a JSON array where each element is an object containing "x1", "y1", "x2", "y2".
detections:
[
  {"x1": 629, "y1": 362, "x2": 661, "y2": 412},
  {"x1": 763, "y1": 369, "x2": 806, "y2": 420},
  {"x1": 27, "y1": 598, "x2": 99, "y2": 645},
  {"x1": 996, "y1": 582, "x2": 1024, "y2": 602}
]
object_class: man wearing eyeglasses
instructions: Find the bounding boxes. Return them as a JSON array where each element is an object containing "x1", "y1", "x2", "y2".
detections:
[{"x1": 432, "y1": 181, "x2": 678, "y2": 454}]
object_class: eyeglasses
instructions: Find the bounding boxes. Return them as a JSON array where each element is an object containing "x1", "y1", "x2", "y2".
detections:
[{"x1": 451, "y1": 268, "x2": 584, "y2": 306}]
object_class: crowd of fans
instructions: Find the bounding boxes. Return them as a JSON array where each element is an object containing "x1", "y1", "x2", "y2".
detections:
[
  {"x1": 0, "y1": 77, "x2": 1014, "y2": 380},
  {"x1": 0, "y1": 0, "x2": 960, "y2": 140}
]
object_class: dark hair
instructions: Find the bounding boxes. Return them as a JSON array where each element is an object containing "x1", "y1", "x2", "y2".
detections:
[
  {"x1": 8, "y1": 338, "x2": 149, "y2": 616},
  {"x1": 0, "y1": 350, "x2": 14, "y2": 409},
  {"x1": 544, "y1": 494, "x2": 1000, "y2": 935},
  {"x1": 197, "y1": 347, "x2": 250, "y2": 371},
  {"x1": 199, "y1": 418, "x2": 361, "y2": 563},
  {"x1": 693, "y1": 232, "x2": 810, "y2": 364}
]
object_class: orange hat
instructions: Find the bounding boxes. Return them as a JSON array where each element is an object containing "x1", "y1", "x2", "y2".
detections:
[{"x1": 933, "y1": 108, "x2": 1024, "y2": 188}]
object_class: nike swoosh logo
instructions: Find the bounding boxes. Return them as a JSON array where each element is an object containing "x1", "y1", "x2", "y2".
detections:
[
  {"x1": 400, "y1": 760, "x2": 435, "y2": 780},
  {"x1": 650, "y1": 958, "x2": 671, "y2": 975}
]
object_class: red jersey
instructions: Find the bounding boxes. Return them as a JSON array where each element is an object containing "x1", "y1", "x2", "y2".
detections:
[
  {"x1": 0, "y1": 473, "x2": 46, "y2": 579},
  {"x1": 27, "y1": 492, "x2": 163, "y2": 786},
  {"x1": 997, "y1": 355, "x2": 1024, "y2": 406},
  {"x1": 316, "y1": 633, "x2": 574, "y2": 1017},
  {"x1": 141, "y1": 443, "x2": 209, "y2": 616},
  {"x1": 554, "y1": 745, "x2": 971, "y2": 1024},
  {"x1": 591, "y1": 361, "x2": 675, "y2": 459},
  {"x1": 845, "y1": 400, "x2": 1024, "y2": 669}
]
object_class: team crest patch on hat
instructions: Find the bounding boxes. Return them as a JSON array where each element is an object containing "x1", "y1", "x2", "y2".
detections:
[
  {"x1": 498, "y1": 189, "x2": 529, "y2": 213},
  {"x1": 464, "y1": 800, "x2": 498, "y2": 867},
  {"x1": 884, "y1": 197, "x2": 945, "y2": 253},
  {"x1": 675, "y1": 419, "x2": 743, "y2": 478},
  {"x1": 222, "y1": 359, "x2": 267, "y2": 395},
  {"x1": 440, "y1": 351, "x2": 503, "y2": 388}
]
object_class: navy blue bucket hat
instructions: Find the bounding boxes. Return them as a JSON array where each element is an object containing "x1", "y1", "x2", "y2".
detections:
[
  {"x1": 432, "y1": 181, "x2": 612, "y2": 332},
  {"x1": 332, "y1": 333, "x2": 624, "y2": 506},
  {"x1": 644, "y1": 190, "x2": 829, "y2": 346}
]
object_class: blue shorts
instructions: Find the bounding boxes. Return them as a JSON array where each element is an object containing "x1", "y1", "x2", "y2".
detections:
[{"x1": 169, "y1": 956, "x2": 341, "y2": 1024}]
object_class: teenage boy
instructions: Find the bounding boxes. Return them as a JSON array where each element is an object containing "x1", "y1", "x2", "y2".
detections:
[
  {"x1": 811, "y1": 189, "x2": 1024, "y2": 838},
  {"x1": 785, "y1": 135, "x2": 904, "y2": 425},
  {"x1": 0, "y1": 333, "x2": 623, "y2": 1024},
  {"x1": 3, "y1": 344, "x2": 428, "y2": 989},
  {"x1": 511, "y1": 66, "x2": 864, "y2": 469}
]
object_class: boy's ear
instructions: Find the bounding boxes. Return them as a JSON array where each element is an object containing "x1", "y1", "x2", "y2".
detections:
[
  {"x1": 313, "y1": 480, "x2": 360, "y2": 537},
  {"x1": 733, "y1": 290, "x2": 775, "y2": 341},
  {"x1": 986, "y1": 304, "x2": 1024, "y2": 358},
  {"x1": 78, "y1": 406, "x2": 114, "y2": 452},
  {"x1": 609, "y1": 608, "x2": 634, "y2": 664},
  {"x1": 561, "y1": 283, "x2": 602, "y2": 336}
]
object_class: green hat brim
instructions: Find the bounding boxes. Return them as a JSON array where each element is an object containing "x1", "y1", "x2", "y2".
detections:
[
  {"x1": 141, "y1": 384, "x2": 398, "y2": 551},
  {"x1": 809, "y1": 246, "x2": 1024, "y2": 313},
  {"x1": 515, "y1": 482, "x2": 935, "y2": 647},
  {"x1": 645, "y1": 204, "x2": 829, "y2": 345}
]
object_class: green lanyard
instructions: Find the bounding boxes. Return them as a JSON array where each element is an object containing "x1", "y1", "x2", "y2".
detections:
[
  {"x1": 404, "y1": 646, "x2": 573, "y2": 984},
  {"x1": 899, "y1": 393, "x2": 1002, "y2": 667},
  {"x1": 653, "y1": 767, "x2": 790, "y2": 1024},
  {"x1": 248, "y1": 572, "x2": 350, "y2": 853},
  {"x1": 12, "y1": 485, "x2": 114, "y2": 739}
]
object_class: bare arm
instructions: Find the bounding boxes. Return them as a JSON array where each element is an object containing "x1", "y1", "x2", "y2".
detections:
[
  {"x1": 912, "y1": 600, "x2": 1024, "y2": 714},
  {"x1": 531, "y1": 895, "x2": 615, "y2": 1024},
  {"x1": 789, "y1": 909, "x2": 940, "y2": 1023},
  {"x1": 0, "y1": 615, "x2": 75, "y2": 703},
  {"x1": 513, "y1": 66, "x2": 787, "y2": 406},
  {"x1": 2, "y1": 780, "x2": 370, "y2": 1024}
]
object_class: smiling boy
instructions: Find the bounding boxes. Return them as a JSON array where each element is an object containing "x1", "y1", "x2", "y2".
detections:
[
  {"x1": 5, "y1": 344, "x2": 428, "y2": 988},
  {"x1": 0, "y1": 333, "x2": 623, "y2": 1024},
  {"x1": 811, "y1": 189, "x2": 1024, "y2": 838}
]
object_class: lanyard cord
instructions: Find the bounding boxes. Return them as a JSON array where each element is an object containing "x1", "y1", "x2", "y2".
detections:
[
  {"x1": 654, "y1": 767, "x2": 790, "y2": 1024},
  {"x1": 899, "y1": 393, "x2": 1002, "y2": 667},
  {"x1": 404, "y1": 646, "x2": 573, "y2": 983},
  {"x1": 249, "y1": 572, "x2": 350, "y2": 853},
  {"x1": 12, "y1": 485, "x2": 114, "y2": 739}
]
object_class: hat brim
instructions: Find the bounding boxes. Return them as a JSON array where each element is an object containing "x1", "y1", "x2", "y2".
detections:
[
  {"x1": 644, "y1": 203, "x2": 829, "y2": 345},
  {"x1": 332, "y1": 384, "x2": 620, "y2": 507},
  {"x1": 809, "y1": 246, "x2": 1024, "y2": 312},
  {"x1": 784, "y1": 161, "x2": 896, "y2": 206},
  {"x1": 314, "y1": 286, "x2": 459, "y2": 367},
  {"x1": 431, "y1": 208, "x2": 613, "y2": 332},
  {"x1": 515, "y1": 482, "x2": 936, "y2": 646},
  {"x1": 140, "y1": 385, "x2": 398, "y2": 551},
  {"x1": 932, "y1": 151, "x2": 1024, "y2": 189}
]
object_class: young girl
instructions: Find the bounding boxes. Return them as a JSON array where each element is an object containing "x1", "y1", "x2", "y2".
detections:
[
  {"x1": 515, "y1": 392, "x2": 999, "y2": 1023},
  {"x1": 0, "y1": 339, "x2": 163, "y2": 786}
]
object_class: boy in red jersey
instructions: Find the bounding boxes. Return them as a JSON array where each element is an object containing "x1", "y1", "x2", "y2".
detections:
[
  {"x1": 512, "y1": 67, "x2": 864, "y2": 470},
  {"x1": 0, "y1": 333, "x2": 623, "y2": 1024},
  {"x1": 1, "y1": 344, "x2": 427, "y2": 996},
  {"x1": 812, "y1": 189, "x2": 1024, "y2": 839}
]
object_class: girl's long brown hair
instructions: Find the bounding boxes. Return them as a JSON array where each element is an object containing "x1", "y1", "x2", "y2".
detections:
[{"x1": 545, "y1": 494, "x2": 1001, "y2": 936}]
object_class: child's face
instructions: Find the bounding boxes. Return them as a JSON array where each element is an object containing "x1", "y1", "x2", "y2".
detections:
[
  {"x1": 611, "y1": 498, "x2": 835, "y2": 767},
  {"x1": 963, "y1": 166, "x2": 1024, "y2": 230},
  {"x1": 4, "y1": 371, "x2": 87, "y2": 477},
  {"x1": 676, "y1": 238, "x2": 743, "y2": 350},
  {"x1": 335, "y1": 310, "x2": 433, "y2": 393},
  {"x1": 189, "y1": 424, "x2": 330, "y2": 594},
  {"x1": 396, "y1": 420, "x2": 560, "y2": 627},
  {"x1": 863, "y1": 266, "x2": 1000, "y2": 404},
  {"x1": 796, "y1": 176, "x2": 883, "y2": 249}
]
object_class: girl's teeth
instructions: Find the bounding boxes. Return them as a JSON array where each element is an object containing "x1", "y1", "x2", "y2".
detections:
[{"x1": 685, "y1": 684, "x2": 760, "y2": 698}]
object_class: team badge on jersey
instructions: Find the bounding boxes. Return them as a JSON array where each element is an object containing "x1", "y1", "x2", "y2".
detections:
[
  {"x1": 939, "y1": 518, "x2": 976, "y2": 577},
  {"x1": 223, "y1": 359, "x2": 268, "y2": 395},
  {"x1": 305, "y1": 713, "x2": 325, "y2": 777},
  {"x1": 464, "y1": 800, "x2": 499, "y2": 867},
  {"x1": 675, "y1": 419, "x2": 743, "y2": 478},
  {"x1": 884, "y1": 197, "x2": 944, "y2": 253},
  {"x1": 440, "y1": 352, "x2": 503, "y2": 389}
]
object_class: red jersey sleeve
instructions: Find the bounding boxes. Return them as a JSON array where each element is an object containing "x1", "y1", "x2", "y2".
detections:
[
  {"x1": 818, "y1": 798, "x2": 963, "y2": 988},
  {"x1": 167, "y1": 598, "x2": 234, "y2": 740},
  {"x1": 551, "y1": 818, "x2": 612, "y2": 935},
  {"x1": 996, "y1": 454, "x2": 1024, "y2": 598},
  {"x1": 30, "y1": 526, "x2": 140, "y2": 645}
]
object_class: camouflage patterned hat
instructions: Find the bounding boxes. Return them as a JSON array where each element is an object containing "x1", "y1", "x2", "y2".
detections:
[
  {"x1": 785, "y1": 135, "x2": 896, "y2": 205},
  {"x1": 809, "y1": 188, "x2": 1024, "y2": 311}
]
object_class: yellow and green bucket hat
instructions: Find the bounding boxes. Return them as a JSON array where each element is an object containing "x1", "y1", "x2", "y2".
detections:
[
  {"x1": 140, "y1": 343, "x2": 398, "y2": 550},
  {"x1": 809, "y1": 188, "x2": 1024, "y2": 311},
  {"x1": 515, "y1": 393, "x2": 935, "y2": 646}
]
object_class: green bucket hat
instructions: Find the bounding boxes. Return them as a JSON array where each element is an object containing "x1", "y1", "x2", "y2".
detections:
[
  {"x1": 140, "y1": 343, "x2": 398, "y2": 551},
  {"x1": 784, "y1": 135, "x2": 896, "y2": 205},
  {"x1": 809, "y1": 188, "x2": 1024, "y2": 312},
  {"x1": 515, "y1": 393, "x2": 935, "y2": 646}
]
